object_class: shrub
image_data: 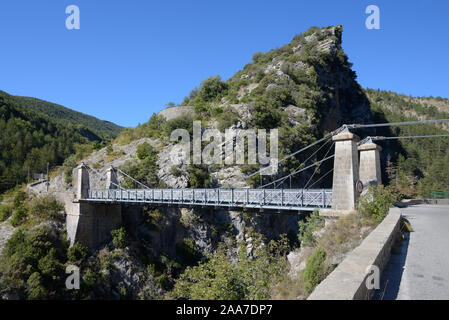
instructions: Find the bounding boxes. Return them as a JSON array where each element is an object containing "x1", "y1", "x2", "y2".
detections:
[
  {"x1": 146, "y1": 264, "x2": 157, "y2": 276},
  {"x1": 0, "y1": 225, "x2": 67, "y2": 299},
  {"x1": 0, "y1": 204, "x2": 13, "y2": 222},
  {"x1": 27, "y1": 272, "x2": 48, "y2": 300},
  {"x1": 62, "y1": 155, "x2": 77, "y2": 184},
  {"x1": 169, "y1": 166, "x2": 183, "y2": 177},
  {"x1": 298, "y1": 210, "x2": 324, "y2": 247},
  {"x1": 83, "y1": 268, "x2": 98, "y2": 290},
  {"x1": 136, "y1": 142, "x2": 154, "y2": 160},
  {"x1": 67, "y1": 242, "x2": 88, "y2": 265},
  {"x1": 170, "y1": 237, "x2": 288, "y2": 300},
  {"x1": 162, "y1": 114, "x2": 194, "y2": 136},
  {"x1": 358, "y1": 185, "x2": 398, "y2": 224},
  {"x1": 111, "y1": 227, "x2": 129, "y2": 249},
  {"x1": 29, "y1": 195, "x2": 64, "y2": 221},
  {"x1": 187, "y1": 165, "x2": 213, "y2": 188},
  {"x1": 13, "y1": 191, "x2": 27, "y2": 207},
  {"x1": 179, "y1": 210, "x2": 199, "y2": 228},
  {"x1": 155, "y1": 274, "x2": 170, "y2": 290},
  {"x1": 10, "y1": 205, "x2": 28, "y2": 227},
  {"x1": 251, "y1": 102, "x2": 282, "y2": 129},
  {"x1": 176, "y1": 238, "x2": 200, "y2": 265},
  {"x1": 302, "y1": 246, "x2": 328, "y2": 293},
  {"x1": 143, "y1": 208, "x2": 163, "y2": 230},
  {"x1": 198, "y1": 76, "x2": 228, "y2": 102},
  {"x1": 217, "y1": 109, "x2": 240, "y2": 132},
  {"x1": 120, "y1": 143, "x2": 159, "y2": 188},
  {"x1": 105, "y1": 149, "x2": 126, "y2": 163}
]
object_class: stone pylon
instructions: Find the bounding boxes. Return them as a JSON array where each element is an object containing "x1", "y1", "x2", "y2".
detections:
[
  {"x1": 358, "y1": 138, "x2": 382, "y2": 189},
  {"x1": 106, "y1": 166, "x2": 118, "y2": 189},
  {"x1": 321, "y1": 129, "x2": 360, "y2": 216},
  {"x1": 76, "y1": 162, "x2": 90, "y2": 200},
  {"x1": 68, "y1": 163, "x2": 122, "y2": 249}
]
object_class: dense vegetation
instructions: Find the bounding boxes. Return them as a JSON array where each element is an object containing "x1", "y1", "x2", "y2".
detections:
[
  {"x1": 0, "y1": 90, "x2": 123, "y2": 139},
  {"x1": 169, "y1": 237, "x2": 289, "y2": 300},
  {"x1": 0, "y1": 94, "x2": 111, "y2": 193},
  {"x1": 120, "y1": 142, "x2": 162, "y2": 188},
  {"x1": 365, "y1": 88, "x2": 449, "y2": 197},
  {"x1": 0, "y1": 192, "x2": 69, "y2": 299}
]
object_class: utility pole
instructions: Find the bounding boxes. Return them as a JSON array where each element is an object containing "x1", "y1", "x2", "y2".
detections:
[{"x1": 46, "y1": 162, "x2": 49, "y2": 192}]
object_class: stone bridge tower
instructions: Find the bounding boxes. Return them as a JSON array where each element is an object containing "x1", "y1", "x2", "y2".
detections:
[
  {"x1": 67, "y1": 164, "x2": 122, "y2": 248},
  {"x1": 321, "y1": 131, "x2": 382, "y2": 217}
]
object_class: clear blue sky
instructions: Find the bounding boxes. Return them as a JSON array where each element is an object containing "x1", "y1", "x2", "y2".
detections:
[{"x1": 0, "y1": 0, "x2": 448, "y2": 127}]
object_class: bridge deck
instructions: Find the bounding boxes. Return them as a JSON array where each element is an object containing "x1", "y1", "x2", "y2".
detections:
[{"x1": 85, "y1": 188, "x2": 332, "y2": 212}]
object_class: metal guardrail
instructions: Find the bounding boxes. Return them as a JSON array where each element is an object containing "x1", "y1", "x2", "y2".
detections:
[
  {"x1": 430, "y1": 192, "x2": 449, "y2": 199},
  {"x1": 86, "y1": 188, "x2": 332, "y2": 211}
]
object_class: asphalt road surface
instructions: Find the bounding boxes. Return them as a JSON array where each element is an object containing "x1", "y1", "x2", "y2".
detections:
[{"x1": 377, "y1": 205, "x2": 449, "y2": 300}]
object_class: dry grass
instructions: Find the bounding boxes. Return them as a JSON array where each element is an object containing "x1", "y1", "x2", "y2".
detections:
[
  {"x1": 318, "y1": 214, "x2": 375, "y2": 260},
  {"x1": 271, "y1": 213, "x2": 376, "y2": 300}
]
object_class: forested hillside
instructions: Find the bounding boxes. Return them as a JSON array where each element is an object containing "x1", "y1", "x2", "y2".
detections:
[
  {"x1": 0, "y1": 94, "x2": 105, "y2": 193},
  {"x1": 0, "y1": 90, "x2": 123, "y2": 140},
  {"x1": 365, "y1": 89, "x2": 449, "y2": 197}
]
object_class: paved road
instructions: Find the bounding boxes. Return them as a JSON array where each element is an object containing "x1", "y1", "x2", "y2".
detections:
[{"x1": 378, "y1": 205, "x2": 449, "y2": 300}]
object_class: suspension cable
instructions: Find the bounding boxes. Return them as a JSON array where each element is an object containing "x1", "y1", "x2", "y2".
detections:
[
  {"x1": 307, "y1": 168, "x2": 334, "y2": 189},
  {"x1": 359, "y1": 134, "x2": 449, "y2": 145},
  {"x1": 248, "y1": 119, "x2": 449, "y2": 179},
  {"x1": 83, "y1": 163, "x2": 125, "y2": 190},
  {"x1": 348, "y1": 118, "x2": 449, "y2": 129},
  {"x1": 248, "y1": 133, "x2": 335, "y2": 178},
  {"x1": 271, "y1": 138, "x2": 334, "y2": 189},
  {"x1": 116, "y1": 168, "x2": 151, "y2": 189},
  {"x1": 303, "y1": 141, "x2": 335, "y2": 189},
  {"x1": 258, "y1": 155, "x2": 334, "y2": 189}
]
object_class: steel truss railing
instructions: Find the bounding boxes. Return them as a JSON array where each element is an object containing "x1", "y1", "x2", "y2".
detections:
[{"x1": 86, "y1": 188, "x2": 332, "y2": 211}]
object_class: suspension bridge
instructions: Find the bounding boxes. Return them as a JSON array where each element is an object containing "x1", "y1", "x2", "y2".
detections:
[{"x1": 67, "y1": 119, "x2": 449, "y2": 248}]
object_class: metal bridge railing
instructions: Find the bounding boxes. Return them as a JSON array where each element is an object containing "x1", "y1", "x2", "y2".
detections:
[{"x1": 86, "y1": 188, "x2": 332, "y2": 210}]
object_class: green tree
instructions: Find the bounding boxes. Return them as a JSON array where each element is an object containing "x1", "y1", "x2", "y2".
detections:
[
  {"x1": 198, "y1": 76, "x2": 228, "y2": 102},
  {"x1": 111, "y1": 227, "x2": 129, "y2": 249},
  {"x1": 302, "y1": 246, "x2": 328, "y2": 293}
]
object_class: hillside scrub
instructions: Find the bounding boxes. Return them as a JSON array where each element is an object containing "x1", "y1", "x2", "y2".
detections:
[
  {"x1": 272, "y1": 185, "x2": 397, "y2": 299},
  {"x1": 120, "y1": 142, "x2": 160, "y2": 188},
  {"x1": 168, "y1": 234, "x2": 289, "y2": 300},
  {"x1": 0, "y1": 222, "x2": 69, "y2": 299},
  {"x1": 3, "y1": 192, "x2": 64, "y2": 228}
]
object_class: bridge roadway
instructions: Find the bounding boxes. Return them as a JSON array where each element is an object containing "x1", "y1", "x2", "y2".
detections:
[
  {"x1": 376, "y1": 204, "x2": 449, "y2": 300},
  {"x1": 84, "y1": 188, "x2": 332, "y2": 212}
]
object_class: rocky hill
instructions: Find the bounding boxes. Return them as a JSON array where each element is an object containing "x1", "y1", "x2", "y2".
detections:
[
  {"x1": 118, "y1": 25, "x2": 376, "y2": 190},
  {"x1": 1, "y1": 25, "x2": 448, "y2": 300}
]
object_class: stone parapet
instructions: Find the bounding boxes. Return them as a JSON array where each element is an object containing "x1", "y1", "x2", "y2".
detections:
[{"x1": 308, "y1": 208, "x2": 402, "y2": 300}]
